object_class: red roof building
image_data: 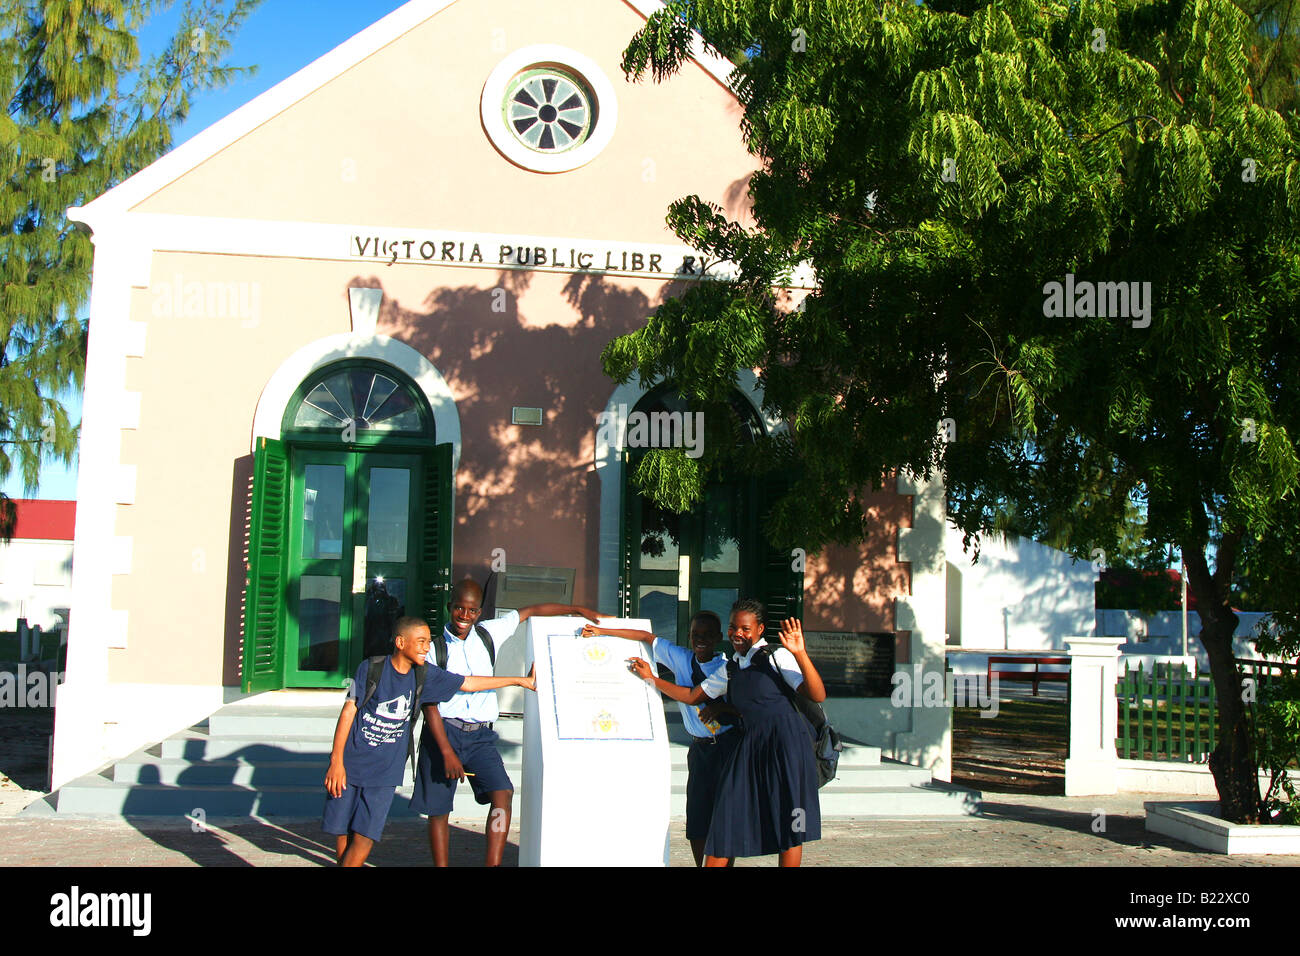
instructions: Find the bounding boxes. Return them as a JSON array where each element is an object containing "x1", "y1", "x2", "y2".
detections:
[{"x1": 7, "y1": 500, "x2": 77, "y2": 541}]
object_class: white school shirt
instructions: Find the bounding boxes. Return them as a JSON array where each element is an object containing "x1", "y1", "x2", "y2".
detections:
[
  {"x1": 698, "y1": 638, "x2": 805, "y2": 700},
  {"x1": 651, "y1": 638, "x2": 733, "y2": 738},
  {"x1": 434, "y1": 609, "x2": 521, "y2": 722}
]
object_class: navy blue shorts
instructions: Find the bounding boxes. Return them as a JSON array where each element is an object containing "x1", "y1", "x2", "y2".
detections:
[
  {"x1": 685, "y1": 730, "x2": 740, "y2": 839},
  {"x1": 409, "y1": 721, "x2": 513, "y2": 816},
  {"x1": 322, "y1": 784, "x2": 397, "y2": 843}
]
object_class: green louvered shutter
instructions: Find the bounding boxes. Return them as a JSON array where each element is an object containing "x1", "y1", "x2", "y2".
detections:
[
  {"x1": 243, "y1": 437, "x2": 289, "y2": 692},
  {"x1": 756, "y1": 472, "x2": 804, "y2": 630},
  {"x1": 618, "y1": 448, "x2": 636, "y2": 616},
  {"x1": 419, "y1": 442, "x2": 455, "y2": 637}
]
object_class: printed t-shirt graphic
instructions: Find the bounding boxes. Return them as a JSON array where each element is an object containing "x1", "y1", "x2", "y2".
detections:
[{"x1": 344, "y1": 657, "x2": 464, "y2": 787}]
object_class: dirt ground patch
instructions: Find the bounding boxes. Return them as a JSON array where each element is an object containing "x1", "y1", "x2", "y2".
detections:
[
  {"x1": 0, "y1": 706, "x2": 54, "y2": 810},
  {"x1": 951, "y1": 696, "x2": 1068, "y2": 794}
]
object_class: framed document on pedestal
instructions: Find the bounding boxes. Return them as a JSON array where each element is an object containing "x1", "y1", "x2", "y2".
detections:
[{"x1": 520, "y1": 616, "x2": 670, "y2": 866}]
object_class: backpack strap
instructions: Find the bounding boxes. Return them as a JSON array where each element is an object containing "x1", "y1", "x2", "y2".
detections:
[
  {"x1": 755, "y1": 645, "x2": 829, "y2": 731},
  {"x1": 430, "y1": 625, "x2": 495, "y2": 671},
  {"x1": 689, "y1": 655, "x2": 707, "y2": 688},
  {"x1": 358, "y1": 655, "x2": 388, "y2": 710},
  {"x1": 407, "y1": 662, "x2": 426, "y2": 778},
  {"x1": 474, "y1": 623, "x2": 497, "y2": 669},
  {"x1": 754, "y1": 645, "x2": 796, "y2": 699},
  {"x1": 412, "y1": 663, "x2": 426, "y2": 713}
]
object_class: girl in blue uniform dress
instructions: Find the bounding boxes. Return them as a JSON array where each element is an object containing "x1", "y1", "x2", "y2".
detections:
[{"x1": 629, "y1": 598, "x2": 826, "y2": 867}]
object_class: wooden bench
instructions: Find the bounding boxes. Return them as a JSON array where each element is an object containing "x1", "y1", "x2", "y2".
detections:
[{"x1": 987, "y1": 656, "x2": 1071, "y2": 696}]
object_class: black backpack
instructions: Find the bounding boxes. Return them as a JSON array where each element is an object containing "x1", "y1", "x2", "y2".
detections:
[
  {"x1": 728, "y1": 645, "x2": 843, "y2": 788},
  {"x1": 357, "y1": 655, "x2": 427, "y2": 778},
  {"x1": 430, "y1": 623, "x2": 496, "y2": 670}
]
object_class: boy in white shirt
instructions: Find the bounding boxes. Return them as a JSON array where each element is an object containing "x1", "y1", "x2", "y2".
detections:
[{"x1": 410, "y1": 577, "x2": 603, "y2": 866}]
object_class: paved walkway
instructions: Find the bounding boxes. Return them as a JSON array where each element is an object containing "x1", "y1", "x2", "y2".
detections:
[{"x1": 0, "y1": 790, "x2": 1292, "y2": 866}]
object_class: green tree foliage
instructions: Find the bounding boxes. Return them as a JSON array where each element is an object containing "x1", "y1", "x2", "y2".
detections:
[
  {"x1": 610, "y1": 0, "x2": 1300, "y2": 822},
  {"x1": 1237, "y1": 0, "x2": 1300, "y2": 113},
  {"x1": 1, "y1": 0, "x2": 261, "y2": 538},
  {"x1": 1245, "y1": 491, "x2": 1299, "y2": 822}
]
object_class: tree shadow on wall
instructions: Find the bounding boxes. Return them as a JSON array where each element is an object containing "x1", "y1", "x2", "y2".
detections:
[{"x1": 362, "y1": 269, "x2": 694, "y2": 582}]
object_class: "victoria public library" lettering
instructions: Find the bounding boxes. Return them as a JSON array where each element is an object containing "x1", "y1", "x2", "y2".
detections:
[{"x1": 351, "y1": 234, "x2": 723, "y2": 278}]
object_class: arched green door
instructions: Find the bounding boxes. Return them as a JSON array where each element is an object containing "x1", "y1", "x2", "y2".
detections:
[{"x1": 243, "y1": 362, "x2": 452, "y2": 692}]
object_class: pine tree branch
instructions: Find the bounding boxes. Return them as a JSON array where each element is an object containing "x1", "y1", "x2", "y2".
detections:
[{"x1": 1255, "y1": 0, "x2": 1296, "y2": 96}]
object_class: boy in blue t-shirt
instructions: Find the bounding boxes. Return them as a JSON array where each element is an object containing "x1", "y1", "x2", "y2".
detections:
[
  {"x1": 581, "y1": 610, "x2": 738, "y2": 866},
  {"x1": 323, "y1": 616, "x2": 536, "y2": 867}
]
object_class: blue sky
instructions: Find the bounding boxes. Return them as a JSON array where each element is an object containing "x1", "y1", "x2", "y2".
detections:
[{"x1": 6, "y1": 0, "x2": 413, "y2": 500}]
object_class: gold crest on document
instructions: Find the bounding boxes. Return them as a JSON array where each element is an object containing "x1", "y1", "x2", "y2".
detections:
[
  {"x1": 582, "y1": 642, "x2": 611, "y2": 666},
  {"x1": 592, "y1": 709, "x2": 619, "y2": 735}
]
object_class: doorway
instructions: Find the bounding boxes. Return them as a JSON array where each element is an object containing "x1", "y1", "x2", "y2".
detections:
[
  {"x1": 243, "y1": 361, "x2": 452, "y2": 693},
  {"x1": 287, "y1": 450, "x2": 425, "y2": 687},
  {"x1": 617, "y1": 386, "x2": 802, "y2": 644},
  {"x1": 629, "y1": 480, "x2": 749, "y2": 646}
]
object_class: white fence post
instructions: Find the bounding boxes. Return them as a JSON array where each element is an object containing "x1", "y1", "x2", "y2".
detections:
[{"x1": 1064, "y1": 637, "x2": 1125, "y2": 796}]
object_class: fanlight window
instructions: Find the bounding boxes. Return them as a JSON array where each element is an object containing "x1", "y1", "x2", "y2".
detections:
[{"x1": 291, "y1": 368, "x2": 426, "y2": 434}]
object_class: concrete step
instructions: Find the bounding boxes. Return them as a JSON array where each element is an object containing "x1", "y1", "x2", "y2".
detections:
[
  {"x1": 813, "y1": 782, "x2": 981, "y2": 817},
  {"x1": 109, "y1": 752, "x2": 924, "y2": 790},
  {"x1": 45, "y1": 698, "x2": 971, "y2": 819},
  {"x1": 159, "y1": 733, "x2": 343, "y2": 760},
  {"x1": 52, "y1": 772, "x2": 978, "y2": 819},
  {"x1": 156, "y1": 728, "x2": 882, "y2": 768}
]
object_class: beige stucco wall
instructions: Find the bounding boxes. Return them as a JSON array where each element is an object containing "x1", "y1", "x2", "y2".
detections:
[
  {"x1": 111, "y1": 251, "x2": 908, "y2": 686},
  {"x1": 98, "y1": 0, "x2": 908, "y2": 688},
  {"x1": 128, "y1": 0, "x2": 756, "y2": 240}
]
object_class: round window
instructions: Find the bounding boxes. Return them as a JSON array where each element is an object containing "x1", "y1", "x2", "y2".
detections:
[
  {"x1": 481, "y1": 45, "x2": 619, "y2": 173},
  {"x1": 504, "y1": 68, "x2": 594, "y2": 154}
]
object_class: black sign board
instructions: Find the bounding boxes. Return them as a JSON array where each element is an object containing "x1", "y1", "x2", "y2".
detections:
[{"x1": 804, "y1": 631, "x2": 896, "y2": 697}]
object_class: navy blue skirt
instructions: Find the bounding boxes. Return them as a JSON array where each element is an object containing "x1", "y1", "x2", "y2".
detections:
[{"x1": 704, "y1": 662, "x2": 821, "y2": 857}]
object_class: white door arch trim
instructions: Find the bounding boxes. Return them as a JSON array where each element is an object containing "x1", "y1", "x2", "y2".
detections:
[
  {"x1": 592, "y1": 370, "x2": 783, "y2": 612},
  {"x1": 250, "y1": 333, "x2": 462, "y2": 468}
]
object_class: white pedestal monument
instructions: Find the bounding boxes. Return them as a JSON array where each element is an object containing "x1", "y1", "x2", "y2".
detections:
[{"x1": 519, "y1": 616, "x2": 671, "y2": 866}]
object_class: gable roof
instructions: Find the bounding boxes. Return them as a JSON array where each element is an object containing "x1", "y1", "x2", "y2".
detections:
[{"x1": 68, "y1": 0, "x2": 739, "y2": 232}]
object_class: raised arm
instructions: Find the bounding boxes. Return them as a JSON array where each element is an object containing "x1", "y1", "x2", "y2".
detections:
[
  {"x1": 518, "y1": 602, "x2": 605, "y2": 624},
  {"x1": 581, "y1": 623, "x2": 654, "y2": 644},
  {"x1": 778, "y1": 619, "x2": 827, "y2": 703},
  {"x1": 460, "y1": 674, "x2": 537, "y2": 693},
  {"x1": 325, "y1": 699, "x2": 357, "y2": 797},
  {"x1": 627, "y1": 657, "x2": 711, "y2": 705}
]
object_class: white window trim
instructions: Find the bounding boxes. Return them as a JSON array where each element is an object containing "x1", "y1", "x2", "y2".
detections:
[{"x1": 481, "y1": 45, "x2": 619, "y2": 174}]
